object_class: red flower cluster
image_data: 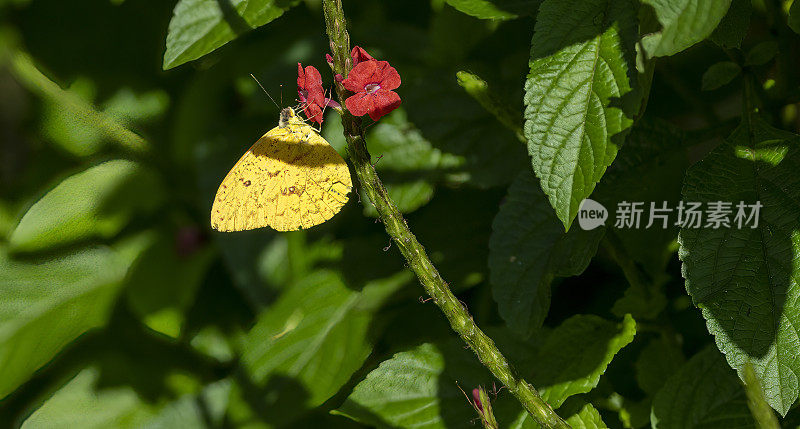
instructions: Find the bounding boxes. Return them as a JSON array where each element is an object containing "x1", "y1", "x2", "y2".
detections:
[
  {"x1": 342, "y1": 47, "x2": 401, "y2": 121},
  {"x1": 295, "y1": 46, "x2": 401, "y2": 124}
]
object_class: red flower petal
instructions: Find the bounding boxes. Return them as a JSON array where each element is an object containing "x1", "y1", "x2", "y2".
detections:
[
  {"x1": 367, "y1": 90, "x2": 400, "y2": 121},
  {"x1": 302, "y1": 102, "x2": 324, "y2": 124},
  {"x1": 344, "y1": 92, "x2": 373, "y2": 117},
  {"x1": 297, "y1": 63, "x2": 325, "y2": 106},
  {"x1": 342, "y1": 60, "x2": 378, "y2": 93},
  {"x1": 297, "y1": 62, "x2": 306, "y2": 87},
  {"x1": 351, "y1": 46, "x2": 374, "y2": 66},
  {"x1": 375, "y1": 62, "x2": 401, "y2": 91}
]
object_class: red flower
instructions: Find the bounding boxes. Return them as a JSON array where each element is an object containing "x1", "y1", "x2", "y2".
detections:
[
  {"x1": 342, "y1": 60, "x2": 401, "y2": 121},
  {"x1": 297, "y1": 63, "x2": 325, "y2": 124},
  {"x1": 350, "y1": 46, "x2": 375, "y2": 66}
]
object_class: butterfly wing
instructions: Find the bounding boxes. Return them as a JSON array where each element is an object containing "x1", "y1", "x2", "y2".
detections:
[{"x1": 211, "y1": 123, "x2": 352, "y2": 232}]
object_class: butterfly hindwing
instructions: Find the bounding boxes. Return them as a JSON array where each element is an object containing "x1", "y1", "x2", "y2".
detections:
[{"x1": 211, "y1": 111, "x2": 352, "y2": 232}]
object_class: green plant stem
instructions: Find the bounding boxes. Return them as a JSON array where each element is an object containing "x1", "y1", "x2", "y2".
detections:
[
  {"x1": 322, "y1": 1, "x2": 569, "y2": 428},
  {"x1": 8, "y1": 50, "x2": 150, "y2": 155}
]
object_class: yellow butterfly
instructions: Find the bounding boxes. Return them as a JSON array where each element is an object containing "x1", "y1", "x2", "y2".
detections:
[{"x1": 211, "y1": 107, "x2": 352, "y2": 232}]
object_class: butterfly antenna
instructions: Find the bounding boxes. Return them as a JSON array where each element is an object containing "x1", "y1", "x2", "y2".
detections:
[{"x1": 250, "y1": 73, "x2": 280, "y2": 109}]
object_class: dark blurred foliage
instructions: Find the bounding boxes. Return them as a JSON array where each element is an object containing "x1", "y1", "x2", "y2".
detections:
[{"x1": 1, "y1": 0, "x2": 799, "y2": 427}]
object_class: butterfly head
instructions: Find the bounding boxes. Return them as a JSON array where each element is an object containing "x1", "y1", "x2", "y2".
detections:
[{"x1": 278, "y1": 107, "x2": 298, "y2": 128}]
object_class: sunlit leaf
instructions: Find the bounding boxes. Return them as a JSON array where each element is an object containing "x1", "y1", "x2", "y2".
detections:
[
  {"x1": 323, "y1": 109, "x2": 461, "y2": 216},
  {"x1": 9, "y1": 160, "x2": 164, "y2": 253},
  {"x1": 163, "y1": 0, "x2": 300, "y2": 69},
  {"x1": 443, "y1": 0, "x2": 540, "y2": 20},
  {"x1": 20, "y1": 368, "x2": 157, "y2": 428},
  {"x1": 405, "y1": 71, "x2": 528, "y2": 188},
  {"x1": 240, "y1": 270, "x2": 409, "y2": 422},
  {"x1": 679, "y1": 116, "x2": 800, "y2": 415},
  {"x1": 336, "y1": 315, "x2": 635, "y2": 428},
  {"x1": 543, "y1": 398, "x2": 608, "y2": 429},
  {"x1": 525, "y1": 0, "x2": 638, "y2": 229},
  {"x1": 333, "y1": 342, "x2": 486, "y2": 429},
  {"x1": 528, "y1": 314, "x2": 636, "y2": 408},
  {"x1": 641, "y1": 0, "x2": 732, "y2": 57},
  {"x1": 42, "y1": 82, "x2": 169, "y2": 157},
  {"x1": 21, "y1": 368, "x2": 231, "y2": 429},
  {"x1": 0, "y1": 244, "x2": 141, "y2": 399}
]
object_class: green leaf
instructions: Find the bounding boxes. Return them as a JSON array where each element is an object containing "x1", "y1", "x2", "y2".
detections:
[
  {"x1": 0, "y1": 200, "x2": 16, "y2": 240},
  {"x1": 336, "y1": 315, "x2": 635, "y2": 428},
  {"x1": 163, "y1": 0, "x2": 300, "y2": 70},
  {"x1": 21, "y1": 368, "x2": 231, "y2": 429},
  {"x1": 709, "y1": 0, "x2": 751, "y2": 49},
  {"x1": 444, "y1": 0, "x2": 541, "y2": 20},
  {"x1": 0, "y1": 245, "x2": 138, "y2": 399},
  {"x1": 141, "y1": 379, "x2": 231, "y2": 428},
  {"x1": 678, "y1": 116, "x2": 800, "y2": 416},
  {"x1": 457, "y1": 71, "x2": 524, "y2": 142},
  {"x1": 532, "y1": 314, "x2": 636, "y2": 408},
  {"x1": 404, "y1": 71, "x2": 528, "y2": 188},
  {"x1": 525, "y1": 0, "x2": 638, "y2": 230},
  {"x1": 701, "y1": 61, "x2": 741, "y2": 91},
  {"x1": 20, "y1": 368, "x2": 157, "y2": 428},
  {"x1": 8, "y1": 160, "x2": 164, "y2": 253},
  {"x1": 641, "y1": 0, "x2": 732, "y2": 57},
  {"x1": 333, "y1": 342, "x2": 487, "y2": 429},
  {"x1": 240, "y1": 270, "x2": 409, "y2": 418},
  {"x1": 635, "y1": 337, "x2": 685, "y2": 396},
  {"x1": 550, "y1": 398, "x2": 608, "y2": 429},
  {"x1": 650, "y1": 347, "x2": 755, "y2": 428},
  {"x1": 40, "y1": 77, "x2": 105, "y2": 157},
  {"x1": 42, "y1": 81, "x2": 169, "y2": 157},
  {"x1": 595, "y1": 119, "x2": 687, "y2": 319},
  {"x1": 323, "y1": 109, "x2": 462, "y2": 216},
  {"x1": 430, "y1": 4, "x2": 495, "y2": 65},
  {"x1": 124, "y1": 231, "x2": 215, "y2": 338},
  {"x1": 744, "y1": 41, "x2": 779, "y2": 66},
  {"x1": 790, "y1": 0, "x2": 800, "y2": 35},
  {"x1": 9, "y1": 52, "x2": 150, "y2": 154},
  {"x1": 489, "y1": 171, "x2": 604, "y2": 336}
]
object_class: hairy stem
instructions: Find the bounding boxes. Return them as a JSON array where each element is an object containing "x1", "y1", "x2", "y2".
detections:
[{"x1": 322, "y1": 1, "x2": 569, "y2": 427}]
